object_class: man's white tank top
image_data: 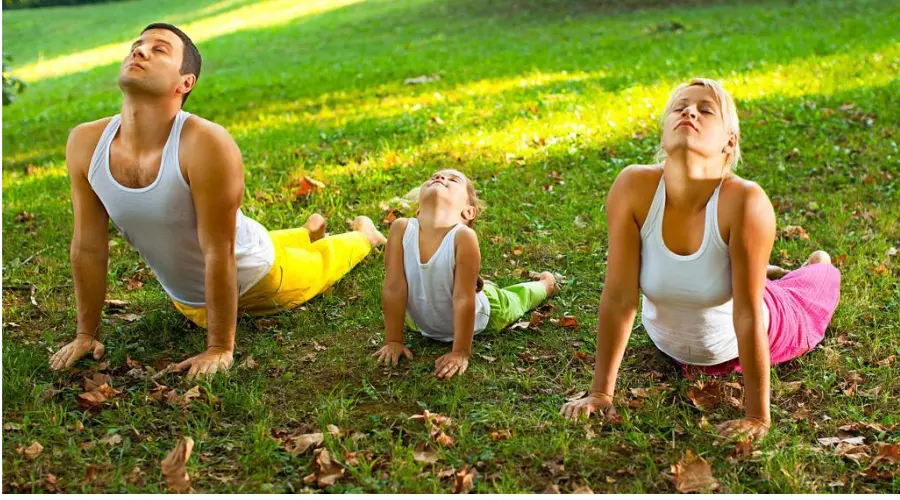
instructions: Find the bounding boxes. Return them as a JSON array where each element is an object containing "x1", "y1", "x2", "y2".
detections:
[
  {"x1": 87, "y1": 111, "x2": 274, "y2": 306},
  {"x1": 639, "y1": 176, "x2": 769, "y2": 365},
  {"x1": 402, "y1": 218, "x2": 490, "y2": 342}
]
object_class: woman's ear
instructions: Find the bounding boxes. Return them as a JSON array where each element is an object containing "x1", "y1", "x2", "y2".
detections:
[{"x1": 723, "y1": 132, "x2": 737, "y2": 155}]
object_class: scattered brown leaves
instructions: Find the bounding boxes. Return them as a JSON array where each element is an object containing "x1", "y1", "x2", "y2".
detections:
[
  {"x1": 572, "y1": 485, "x2": 595, "y2": 494},
  {"x1": 83, "y1": 373, "x2": 112, "y2": 391},
  {"x1": 876, "y1": 355, "x2": 895, "y2": 367},
  {"x1": 16, "y1": 441, "x2": 43, "y2": 460},
  {"x1": 671, "y1": 450, "x2": 719, "y2": 493},
  {"x1": 282, "y1": 432, "x2": 324, "y2": 456},
  {"x1": 293, "y1": 176, "x2": 325, "y2": 198},
  {"x1": 453, "y1": 465, "x2": 477, "y2": 493},
  {"x1": 76, "y1": 383, "x2": 121, "y2": 410},
  {"x1": 550, "y1": 315, "x2": 578, "y2": 328},
  {"x1": 413, "y1": 444, "x2": 440, "y2": 464},
  {"x1": 489, "y1": 429, "x2": 512, "y2": 442},
  {"x1": 161, "y1": 437, "x2": 194, "y2": 493},
  {"x1": 781, "y1": 225, "x2": 809, "y2": 240},
  {"x1": 303, "y1": 448, "x2": 345, "y2": 488}
]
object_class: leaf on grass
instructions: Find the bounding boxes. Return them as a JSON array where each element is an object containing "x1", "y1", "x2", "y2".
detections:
[
  {"x1": 479, "y1": 354, "x2": 497, "y2": 363},
  {"x1": 304, "y1": 448, "x2": 345, "y2": 488},
  {"x1": 238, "y1": 355, "x2": 258, "y2": 370},
  {"x1": 454, "y1": 465, "x2": 477, "y2": 494},
  {"x1": 16, "y1": 441, "x2": 43, "y2": 460},
  {"x1": 104, "y1": 299, "x2": 129, "y2": 310},
  {"x1": 293, "y1": 176, "x2": 325, "y2": 197},
  {"x1": 44, "y1": 473, "x2": 60, "y2": 493},
  {"x1": 76, "y1": 383, "x2": 121, "y2": 410},
  {"x1": 113, "y1": 313, "x2": 142, "y2": 323},
  {"x1": 100, "y1": 433, "x2": 123, "y2": 446},
  {"x1": 876, "y1": 355, "x2": 895, "y2": 367},
  {"x1": 730, "y1": 438, "x2": 753, "y2": 460},
  {"x1": 437, "y1": 467, "x2": 456, "y2": 479},
  {"x1": 573, "y1": 485, "x2": 594, "y2": 494},
  {"x1": 148, "y1": 382, "x2": 169, "y2": 402},
  {"x1": 686, "y1": 382, "x2": 722, "y2": 412},
  {"x1": 283, "y1": 432, "x2": 325, "y2": 456},
  {"x1": 489, "y1": 429, "x2": 512, "y2": 441},
  {"x1": 413, "y1": 444, "x2": 440, "y2": 464},
  {"x1": 435, "y1": 430, "x2": 456, "y2": 447},
  {"x1": 543, "y1": 483, "x2": 561, "y2": 494},
  {"x1": 671, "y1": 450, "x2": 719, "y2": 493},
  {"x1": 327, "y1": 424, "x2": 343, "y2": 438},
  {"x1": 551, "y1": 315, "x2": 578, "y2": 328},
  {"x1": 870, "y1": 442, "x2": 900, "y2": 466},
  {"x1": 83, "y1": 373, "x2": 112, "y2": 392},
  {"x1": 630, "y1": 387, "x2": 653, "y2": 399},
  {"x1": 161, "y1": 437, "x2": 194, "y2": 493},
  {"x1": 781, "y1": 225, "x2": 809, "y2": 240},
  {"x1": 818, "y1": 436, "x2": 866, "y2": 446},
  {"x1": 565, "y1": 390, "x2": 587, "y2": 402}
]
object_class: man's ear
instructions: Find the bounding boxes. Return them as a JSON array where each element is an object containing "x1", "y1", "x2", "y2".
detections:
[{"x1": 177, "y1": 73, "x2": 197, "y2": 99}]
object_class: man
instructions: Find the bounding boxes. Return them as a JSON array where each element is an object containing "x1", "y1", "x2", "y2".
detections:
[{"x1": 49, "y1": 23, "x2": 386, "y2": 378}]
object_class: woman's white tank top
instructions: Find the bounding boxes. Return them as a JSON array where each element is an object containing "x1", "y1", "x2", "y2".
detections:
[
  {"x1": 87, "y1": 111, "x2": 274, "y2": 306},
  {"x1": 402, "y1": 218, "x2": 490, "y2": 342},
  {"x1": 639, "y1": 176, "x2": 768, "y2": 365}
]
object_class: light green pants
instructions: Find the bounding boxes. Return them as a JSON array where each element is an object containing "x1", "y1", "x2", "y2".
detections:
[{"x1": 406, "y1": 281, "x2": 548, "y2": 335}]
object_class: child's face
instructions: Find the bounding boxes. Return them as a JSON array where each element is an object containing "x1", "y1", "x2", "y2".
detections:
[
  {"x1": 420, "y1": 169, "x2": 474, "y2": 219},
  {"x1": 661, "y1": 85, "x2": 734, "y2": 164}
]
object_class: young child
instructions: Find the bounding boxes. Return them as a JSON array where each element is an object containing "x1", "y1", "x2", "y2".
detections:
[{"x1": 374, "y1": 169, "x2": 559, "y2": 379}]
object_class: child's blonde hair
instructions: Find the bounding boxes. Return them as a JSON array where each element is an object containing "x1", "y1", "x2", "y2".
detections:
[{"x1": 655, "y1": 78, "x2": 741, "y2": 172}]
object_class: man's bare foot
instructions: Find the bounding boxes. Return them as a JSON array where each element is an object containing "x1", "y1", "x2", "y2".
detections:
[
  {"x1": 766, "y1": 265, "x2": 790, "y2": 280},
  {"x1": 351, "y1": 216, "x2": 387, "y2": 247},
  {"x1": 303, "y1": 213, "x2": 327, "y2": 242},
  {"x1": 804, "y1": 250, "x2": 831, "y2": 267},
  {"x1": 535, "y1": 271, "x2": 560, "y2": 297}
]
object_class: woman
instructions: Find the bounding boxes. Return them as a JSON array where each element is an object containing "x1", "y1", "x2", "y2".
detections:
[{"x1": 560, "y1": 78, "x2": 840, "y2": 439}]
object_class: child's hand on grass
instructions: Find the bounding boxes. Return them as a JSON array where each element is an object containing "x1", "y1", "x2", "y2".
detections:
[
  {"x1": 559, "y1": 392, "x2": 617, "y2": 421},
  {"x1": 374, "y1": 342, "x2": 413, "y2": 367},
  {"x1": 434, "y1": 351, "x2": 469, "y2": 379},
  {"x1": 716, "y1": 417, "x2": 769, "y2": 441}
]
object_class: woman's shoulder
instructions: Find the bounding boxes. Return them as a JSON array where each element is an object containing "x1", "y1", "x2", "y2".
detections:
[
  {"x1": 720, "y1": 174, "x2": 770, "y2": 211},
  {"x1": 607, "y1": 164, "x2": 663, "y2": 211},
  {"x1": 718, "y1": 174, "x2": 775, "y2": 242}
]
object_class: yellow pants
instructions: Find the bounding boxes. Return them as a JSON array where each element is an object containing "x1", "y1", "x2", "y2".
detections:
[{"x1": 173, "y1": 228, "x2": 372, "y2": 328}]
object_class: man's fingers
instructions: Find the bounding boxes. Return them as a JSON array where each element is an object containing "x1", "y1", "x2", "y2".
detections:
[
  {"x1": 92, "y1": 342, "x2": 105, "y2": 360},
  {"x1": 174, "y1": 358, "x2": 194, "y2": 372},
  {"x1": 391, "y1": 352, "x2": 400, "y2": 366},
  {"x1": 64, "y1": 349, "x2": 81, "y2": 368}
]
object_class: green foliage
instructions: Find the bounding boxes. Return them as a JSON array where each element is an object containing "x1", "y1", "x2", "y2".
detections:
[
  {"x1": 2, "y1": 0, "x2": 127, "y2": 9},
  {"x1": 2, "y1": 55, "x2": 26, "y2": 106}
]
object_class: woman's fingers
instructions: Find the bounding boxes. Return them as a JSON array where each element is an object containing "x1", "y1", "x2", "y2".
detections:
[{"x1": 402, "y1": 348, "x2": 413, "y2": 360}]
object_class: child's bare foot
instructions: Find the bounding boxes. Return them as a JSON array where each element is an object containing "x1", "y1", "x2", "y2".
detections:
[
  {"x1": 766, "y1": 265, "x2": 790, "y2": 280},
  {"x1": 303, "y1": 213, "x2": 327, "y2": 242},
  {"x1": 351, "y1": 216, "x2": 387, "y2": 247},
  {"x1": 535, "y1": 271, "x2": 560, "y2": 297},
  {"x1": 803, "y1": 250, "x2": 831, "y2": 267}
]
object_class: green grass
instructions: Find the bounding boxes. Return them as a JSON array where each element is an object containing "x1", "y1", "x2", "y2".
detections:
[{"x1": 3, "y1": 0, "x2": 900, "y2": 493}]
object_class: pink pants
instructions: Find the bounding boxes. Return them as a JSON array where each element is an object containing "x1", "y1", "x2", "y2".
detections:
[{"x1": 680, "y1": 263, "x2": 841, "y2": 376}]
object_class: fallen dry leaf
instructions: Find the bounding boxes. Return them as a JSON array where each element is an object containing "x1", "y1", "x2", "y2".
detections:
[
  {"x1": 566, "y1": 390, "x2": 588, "y2": 402},
  {"x1": 103, "y1": 299, "x2": 129, "y2": 310},
  {"x1": 281, "y1": 432, "x2": 324, "y2": 456},
  {"x1": 83, "y1": 373, "x2": 112, "y2": 391},
  {"x1": 876, "y1": 355, "x2": 895, "y2": 367},
  {"x1": 686, "y1": 382, "x2": 724, "y2": 412},
  {"x1": 454, "y1": 465, "x2": 477, "y2": 494},
  {"x1": 818, "y1": 436, "x2": 866, "y2": 446},
  {"x1": 293, "y1": 176, "x2": 325, "y2": 197},
  {"x1": 114, "y1": 313, "x2": 142, "y2": 323},
  {"x1": 237, "y1": 355, "x2": 258, "y2": 370},
  {"x1": 872, "y1": 263, "x2": 889, "y2": 276},
  {"x1": 489, "y1": 429, "x2": 512, "y2": 442},
  {"x1": 573, "y1": 485, "x2": 594, "y2": 494},
  {"x1": 161, "y1": 437, "x2": 194, "y2": 493},
  {"x1": 413, "y1": 444, "x2": 440, "y2": 464},
  {"x1": 543, "y1": 483, "x2": 561, "y2": 494},
  {"x1": 479, "y1": 354, "x2": 497, "y2": 363},
  {"x1": 671, "y1": 450, "x2": 719, "y2": 493},
  {"x1": 44, "y1": 472, "x2": 60, "y2": 493},
  {"x1": 304, "y1": 448, "x2": 345, "y2": 488},
  {"x1": 76, "y1": 383, "x2": 121, "y2": 410},
  {"x1": 437, "y1": 467, "x2": 457, "y2": 479},
  {"x1": 630, "y1": 387, "x2": 653, "y2": 399},
  {"x1": 551, "y1": 315, "x2": 578, "y2": 328},
  {"x1": 100, "y1": 433, "x2": 123, "y2": 446},
  {"x1": 730, "y1": 437, "x2": 753, "y2": 460},
  {"x1": 16, "y1": 441, "x2": 43, "y2": 460},
  {"x1": 782, "y1": 225, "x2": 810, "y2": 240},
  {"x1": 870, "y1": 442, "x2": 900, "y2": 466}
]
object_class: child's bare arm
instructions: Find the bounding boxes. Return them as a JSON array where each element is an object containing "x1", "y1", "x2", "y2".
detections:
[
  {"x1": 375, "y1": 218, "x2": 413, "y2": 366},
  {"x1": 435, "y1": 227, "x2": 480, "y2": 379}
]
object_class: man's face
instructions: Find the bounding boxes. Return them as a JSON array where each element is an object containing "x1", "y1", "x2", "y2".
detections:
[{"x1": 118, "y1": 29, "x2": 191, "y2": 101}]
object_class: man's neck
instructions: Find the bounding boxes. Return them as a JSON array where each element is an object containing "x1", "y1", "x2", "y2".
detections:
[{"x1": 118, "y1": 95, "x2": 182, "y2": 153}]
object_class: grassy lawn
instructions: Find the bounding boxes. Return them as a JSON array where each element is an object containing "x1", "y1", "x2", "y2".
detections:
[{"x1": 3, "y1": 0, "x2": 899, "y2": 493}]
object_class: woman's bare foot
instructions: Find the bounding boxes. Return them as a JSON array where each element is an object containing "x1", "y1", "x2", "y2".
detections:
[
  {"x1": 535, "y1": 271, "x2": 560, "y2": 297},
  {"x1": 303, "y1": 214, "x2": 327, "y2": 242},
  {"x1": 766, "y1": 265, "x2": 790, "y2": 280},
  {"x1": 351, "y1": 216, "x2": 387, "y2": 247},
  {"x1": 804, "y1": 250, "x2": 831, "y2": 267}
]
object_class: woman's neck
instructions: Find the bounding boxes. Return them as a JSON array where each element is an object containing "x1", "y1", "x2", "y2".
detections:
[{"x1": 662, "y1": 154, "x2": 728, "y2": 213}]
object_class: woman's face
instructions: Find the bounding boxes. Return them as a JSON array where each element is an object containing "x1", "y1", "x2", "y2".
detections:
[{"x1": 661, "y1": 85, "x2": 733, "y2": 165}]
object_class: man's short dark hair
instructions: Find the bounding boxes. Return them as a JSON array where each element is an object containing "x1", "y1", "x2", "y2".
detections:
[{"x1": 142, "y1": 23, "x2": 201, "y2": 106}]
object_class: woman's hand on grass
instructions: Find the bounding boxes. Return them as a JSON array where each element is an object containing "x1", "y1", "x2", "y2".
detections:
[{"x1": 373, "y1": 342, "x2": 413, "y2": 367}]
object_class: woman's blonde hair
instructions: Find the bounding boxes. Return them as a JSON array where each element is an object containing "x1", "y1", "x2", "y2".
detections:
[{"x1": 655, "y1": 78, "x2": 741, "y2": 172}]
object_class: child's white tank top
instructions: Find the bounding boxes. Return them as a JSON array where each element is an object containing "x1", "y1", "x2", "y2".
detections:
[{"x1": 402, "y1": 218, "x2": 491, "y2": 342}]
